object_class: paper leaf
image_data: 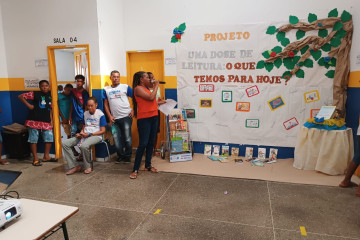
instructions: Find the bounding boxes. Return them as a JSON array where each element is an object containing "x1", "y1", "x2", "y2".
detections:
[
  {"x1": 283, "y1": 58, "x2": 295, "y2": 70},
  {"x1": 274, "y1": 58, "x2": 282, "y2": 68},
  {"x1": 328, "y1": 8, "x2": 338, "y2": 18},
  {"x1": 171, "y1": 35, "x2": 178, "y2": 43},
  {"x1": 335, "y1": 29, "x2": 347, "y2": 39},
  {"x1": 298, "y1": 61, "x2": 304, "y2": 67},
  {"x1": 281, "y1": 38, "x2": 290, "y2": 47},
  {"x1": 178, "y1": 23, "x2": 186, "y2": 31},
  {"x1": 293, "y1": 56, "x2": 301, "y2": 64},
  {"x1": 295, "y1": 69, "x2": 305, "y2": 78},
  {"x1": 318, "y1": 29, "x2": 328, "y2": 38},
  {"x1": 325, "y1": 70, "x2": 335, "y2": 78},
  {"x1": 282, "y1": 71, "x2": 292, "y2": 79},
  {"x1": 308, "y1": 13, "x2": 317, "y2": 23},
  {"x1": 318, "y1": 57, "x2": 326, "y2": 66},
  {"x1": 265, "y1": 62, "x2": 274, "y2": 72},
  {"x1": 333, "y1": 21, "x2": 343, "y2": 31},
  {"x1": 289, "y1": 15, "x2": 299, "y2": 24},
  {"x1": 330, "y1": 37, "x2": 341, "y2": 48},
  {"x1": 296, "y1": 30, "x2": 305, "y2": 40},
  {"x1": 256, "y1": 61, "x2": 265, "y2": 69},
  {"x1": 266, "y1": 26, "x2": 277, "y2": 35},
  {"x1": 276, "y1": 31, "x2": 286, "y2": 42},
  {"x1": 304, "y1": 59, "x2": 313, "y2": 68},
  {"x1": 311, "y1": 50, "x2": 322, "y2": 61},
  {"x1": 321, "y1": 43, "x2": 332, "y2": 52},
  {"x1": 262, "y1": 51, "x2": 270, "y2": 59},
  {"x1": 341, "y1": 10, "x2": 351, "y2": 22},
  {"x1": 300, "y1": 45, "x2": 309, "y2": 54},
  {"x1": 271, "y1": 46, "x2": 282, "y2": 54}
]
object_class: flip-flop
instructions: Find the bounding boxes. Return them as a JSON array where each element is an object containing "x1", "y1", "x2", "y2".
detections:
[
  {"x1": 43, "y1": 158, "x2": 58, "y2": 162},
  {"x1": 144, "y1": 166, "x2": 158, "y2": 173},
  {"x1": 130, "y1": 171, "x2": 138, "y2": 179},
  {"x1": 0, "y1": 160, "x2": 9, "y2": 165},
  {"x1": 32, "y1": 161, "x2": 42, "y2": 166},
  {"x1": 339, "y1": 181, "x2": 358, "y2": 188}
]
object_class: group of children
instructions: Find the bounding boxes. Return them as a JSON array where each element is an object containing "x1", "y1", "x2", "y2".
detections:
[{"x1": 17, "y1": 75, "x2": 94, "y2": 173}]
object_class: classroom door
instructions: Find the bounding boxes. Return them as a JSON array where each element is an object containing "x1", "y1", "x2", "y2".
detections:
[{"x1": 126, "y1": 50, "x2": 165, "y2": 149}]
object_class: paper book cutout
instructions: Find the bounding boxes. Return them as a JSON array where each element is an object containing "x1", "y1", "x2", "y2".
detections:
[
  {"x1": 283, "y1": 117, "x2": 299, "y2": 130},
  {"x1": 311, "y1": 109, "x2": 320, "y2": 118},
  {"x1": 231, "y1": 147, "x2": 239, "y2": 157},
  {"x1": 212, "y1": 145, "x2": 220, "y2": 156},
  {"x1": 246, "y1": 119, "x2": 259, "y2": 128},
  {"x1": 245, "y1": 85, "x2": 260, "y2": 97},
  {"x1": 199, "y1": 84, "x2": 215, "y2": 92},
  {"x1": 245, "y1": 147, "x2": 253, "y2": 159},
  {"x1": 236, "y1": 102, "x2": 250, "y2": 112},
  {"x1": 221, "y1": 145, "x2": 229, "y2": 156},
  {"x1": 222, "y1": 91, "x2": 232, "y2": 102},
  {"x1": 304, "y1": 90, "x2": 320, "y2": 103},
  {"x1": 204, "y1": 144, "x2": 212, "y2": 156},
  {"x1": 200, "y1": 99, "x2": 212, "y2": 108},
  {"x1": 268, "y1": 96, "x2": 285, "y2": 111},
  {"x1": 185, "y1": 109, "x2": 195, "y2": 118}
]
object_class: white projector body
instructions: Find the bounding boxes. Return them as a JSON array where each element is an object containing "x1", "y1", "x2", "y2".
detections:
[{"x1": 0, "y1": 199, "x2": 22, "y2": 228}]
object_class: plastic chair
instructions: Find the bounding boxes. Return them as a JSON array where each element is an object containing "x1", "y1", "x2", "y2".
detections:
[{"x1": 90, "y1": 139, "x2": 111, "y2": 169}]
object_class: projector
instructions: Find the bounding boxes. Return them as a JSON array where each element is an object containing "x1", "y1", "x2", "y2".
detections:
[{"x1": 0, "y1": 199, "x2": 22, "y2": 228}]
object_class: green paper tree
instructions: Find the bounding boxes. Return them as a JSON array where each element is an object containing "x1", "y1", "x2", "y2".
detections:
[{"x1": 256, "y1": 9, "x2": 352, "y2": 85}]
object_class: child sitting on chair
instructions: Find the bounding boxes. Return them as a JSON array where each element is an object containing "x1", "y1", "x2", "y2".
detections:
[{"x1": 63, "y1": 97, "x2": 106, "y2": 175}]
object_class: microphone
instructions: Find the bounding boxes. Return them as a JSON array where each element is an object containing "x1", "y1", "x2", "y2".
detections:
[{"x1": 151, "y1": 80, "x2": 166, "y2": 84}]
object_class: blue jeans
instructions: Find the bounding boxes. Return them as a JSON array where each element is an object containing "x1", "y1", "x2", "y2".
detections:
[
  {"x1": 71, "y1": 120, "x2": 83, "y2": 136},
  {"x1": 133, "y1": 116, "x2": 158, "y2": 171},
  {"x1": 353, "y1": 135, "x2": 360, "y2": 165},
  {"x1": 28, "y1": 128, "x2": 54, "y2": 143},
  {"x1": 112, "y1": 116, "x2": 133, "y2": 160}
]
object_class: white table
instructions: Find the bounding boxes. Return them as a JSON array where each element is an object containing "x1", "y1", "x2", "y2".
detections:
[
  {"x1": 0, "y1": 198, "x2": 78, "y2": 240},
  {"x1": 294, "y1": 126, "x2": 354, "y2": 175}
]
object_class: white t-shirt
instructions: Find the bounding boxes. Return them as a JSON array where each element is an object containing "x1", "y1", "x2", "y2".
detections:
[
  {"x1": 83, "y1": 109, "x2": 107, "y2": 139},
  {"x1": 102, "y1": 84, "x2": 133, "y2": 119}
]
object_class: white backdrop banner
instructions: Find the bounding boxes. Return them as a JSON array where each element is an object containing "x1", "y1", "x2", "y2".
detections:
[{"x1": 175, "y1": 23, "x2": 333, "y2": 147}]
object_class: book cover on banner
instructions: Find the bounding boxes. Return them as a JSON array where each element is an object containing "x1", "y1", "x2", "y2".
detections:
[
  {"x1": 258, "y1": 148, "x2": 266, "y2": 159},
  {"x1": 204, "y1": 144, "x2": 212, "y2": 156},
  {"x1": 231, "y1": 147, "x2": 239, "y2": 157},
  {"x1": 212, "y1": 145, "x2": 220, "y2": 156},
  {"x1": 245, "y1": 147, "x2": 253, "y2": 159},
  {"x1": 221, "y1": 145, "x2": 229, "y2": 156}
]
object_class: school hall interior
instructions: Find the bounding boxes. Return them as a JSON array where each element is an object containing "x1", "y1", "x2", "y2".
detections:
[{"x1": 0, "y1": 0, "x2": 360, "y2": 239}]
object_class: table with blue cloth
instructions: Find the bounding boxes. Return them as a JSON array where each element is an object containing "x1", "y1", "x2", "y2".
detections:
[{"x1": 293, "y1": 125, "x2": 354, "y2": 175}]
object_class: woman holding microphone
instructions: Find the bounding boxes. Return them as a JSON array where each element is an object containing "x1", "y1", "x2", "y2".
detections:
[{"x1": 130, "y1": 71, "x2": 164, "y2": 179}]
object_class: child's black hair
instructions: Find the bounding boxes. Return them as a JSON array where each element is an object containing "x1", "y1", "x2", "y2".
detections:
[
  {"x1": 75, "y1": 75, "x2": 85, "y2": 81},
  {"x1": 87, "y1": 96, "x2": 97, "y2": 104},
  {"x1": 64, "y1": 84, "x2": 73, "y2": 89},
  {"x1": 39, "y1": 80, "x2": 49, "y2": 87}
]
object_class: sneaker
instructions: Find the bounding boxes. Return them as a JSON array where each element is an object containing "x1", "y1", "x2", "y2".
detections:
[{"x1": 123, "y1": 158, "x2": 131, "y2": 163}]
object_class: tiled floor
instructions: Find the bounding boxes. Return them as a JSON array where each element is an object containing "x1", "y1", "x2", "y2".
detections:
[{"x1": 1, "y1": 158, "x2": 360, "y2": 240}]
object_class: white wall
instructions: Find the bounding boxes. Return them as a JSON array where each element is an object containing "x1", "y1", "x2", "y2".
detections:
[
  {"x1": 122, "y1": 0, "x2": 360, "y2": 76},
  {"x1": 0, "y1": 0, "x2": 101, "y2": 79},
  {"x1": 96, "y1": 0, "x2": 126, "y2": 76},
  {"x1": 54, "y1": 50, "x2": 75, "y2": 82},
  {"x1": 0, "y1": 3, "x2": 8, "y2": 77}
]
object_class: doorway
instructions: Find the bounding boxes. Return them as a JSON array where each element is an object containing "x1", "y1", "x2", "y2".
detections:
[
  {"x1": 47, "y1": 44, "x2": 91, "y2": 159},
  {"x1": 126, "y1": 50, "x2": 165, "y2": 150}
]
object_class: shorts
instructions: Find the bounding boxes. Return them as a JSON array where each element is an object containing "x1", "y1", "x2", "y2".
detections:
[
  {"x1": 62, "y1": 123, "x2": 71, "y2": 137},
  {"x1": 28, "y1": 128, "x2": 54, "y2": 143}
]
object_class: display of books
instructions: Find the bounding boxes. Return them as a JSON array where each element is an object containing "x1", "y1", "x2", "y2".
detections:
[
  {"x1": 258, "y1": 148, "x2": 266, "y2": 159},
  {"x1": 315, "y1": 106, "x2": 336, "y2": 120},
  {"x1": 221, "y1": 145, "x2": 229, "y2": 156},
  {"x1": 231, "y1": 147, "x2": 239, "y2": 157},
  {"x1": 212, "y1": 145, "x2": 220, "y2": 156},
  {"x1": 169, "y1": 109, "x2": 184, "y2": 122},
  {"x1": 245, "y1": 147, "x2": 253, "y2": 159},
  {"x1": 204, "y1": 144, "x2": 212, "y2": 156},
  {"x1": 175, "y1": 132, "x2": 189, "y2": 152},
  {"x1": 208, "y1": 155, "x2": 219, "y2": 161}
]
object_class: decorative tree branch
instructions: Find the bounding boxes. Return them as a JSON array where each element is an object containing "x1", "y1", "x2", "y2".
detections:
[{"x1": 256, "y1": 8, "x2": 353, "y2": 117}]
